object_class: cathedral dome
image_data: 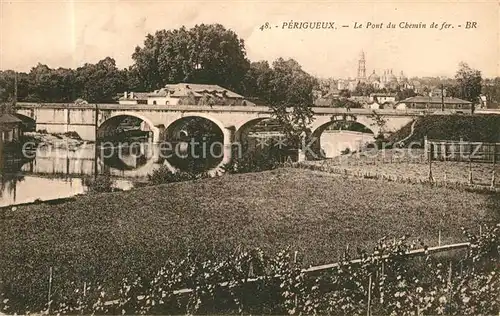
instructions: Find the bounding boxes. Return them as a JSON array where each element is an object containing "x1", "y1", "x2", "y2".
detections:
[
  {"x1": 398, "y1": 71, "x2": 407, "y2": 83},
  {"x1": 368, "y1": 70, "x2": 380, "y2": 82},
  {"x1": 387, "y1": 70, "x2": 397, "y2": 82}
]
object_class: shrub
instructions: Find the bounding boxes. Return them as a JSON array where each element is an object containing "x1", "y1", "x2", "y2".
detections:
[
  {"x1": 62, "y1": 131, "x2": 82, "y2": 140},
  {"x1": 341, "y1": 147, "x2": 351, "y2": 155},
  {"x1": 147, "y1": 165, "x2": 209, "y2": 185},
  {"x1": 83, "y1": 175, "x2": 115, "y2": 193},
  {"x1": 223, "y1": 140, "x2": 287, "y2": 174}
]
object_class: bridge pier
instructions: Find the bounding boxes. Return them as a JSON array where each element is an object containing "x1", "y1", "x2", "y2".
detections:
[{"x1": 221, "y1": 126, "x2": 235, "y2": 166}]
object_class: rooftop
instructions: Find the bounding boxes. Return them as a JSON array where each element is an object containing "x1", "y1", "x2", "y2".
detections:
[
  {"x1": 399, "y1": 96, "x2": 472, "y2": 104},
  {"x1": 120, "y1": 83, "x2": 245, "y2": 101},
  {"x1": 164, "y1": 83, "x2": 244, "y2": 99},
  {"x1": 0, "y1": 113, "x2": 23, "y2": 124}
]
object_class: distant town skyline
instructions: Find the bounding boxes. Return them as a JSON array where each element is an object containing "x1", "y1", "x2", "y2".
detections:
[{"x1": 1, "y1": 1, "x2": 498, "y2": 79}]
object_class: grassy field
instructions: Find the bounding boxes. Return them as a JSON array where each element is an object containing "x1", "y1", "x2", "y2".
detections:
[{"x1": 2, "y1": 168, "x2": 500, "y2": 307}]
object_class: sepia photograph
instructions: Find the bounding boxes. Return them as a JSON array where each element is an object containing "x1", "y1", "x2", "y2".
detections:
[{"x1": 0, "y1": 0, "x2": 499, "y2": 314}]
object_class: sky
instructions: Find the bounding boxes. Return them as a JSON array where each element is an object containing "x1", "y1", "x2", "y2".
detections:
[{"x1": 0, "y1": 0, "x2": 499, "y2": 79}]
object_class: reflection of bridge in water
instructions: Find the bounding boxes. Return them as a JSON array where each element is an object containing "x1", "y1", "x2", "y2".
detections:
[{"x1": 20, "y1": 143, "x2": 165, "y2": 179}]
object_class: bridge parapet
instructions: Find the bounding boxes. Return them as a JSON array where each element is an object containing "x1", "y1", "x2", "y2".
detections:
[{"x1": 16, "y1": 102, "x2": 439, "y2": 117}]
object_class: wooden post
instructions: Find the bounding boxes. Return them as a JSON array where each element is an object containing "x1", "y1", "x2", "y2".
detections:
[
  {"x1": 469, "y1": 144, "x2": 473, "y2": 185},
  {"x1": 94, "y1": 104, "x2": 99, "y2": 180},
  {"x1": 447, "y1": 261, "x2": 453, "y2": 313},
  {"x1": 367, "y1": 273, "x2": 372, "y2": 316},
  {"x1": 438, "y1": 229, "x2": 442, "y2": 246},
  {"x1": 47, "y1": 267, "x2": 53, "y2": 314},
  {"x1": 493, "y1": 144, "x2": 497, "y2": 166},
  {"x1": 428, "y1": 141, "x2": 434, "y2": 182}
]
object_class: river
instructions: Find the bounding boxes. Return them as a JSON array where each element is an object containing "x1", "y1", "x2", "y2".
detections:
[{"x1": 0, "y1": 131, "x2": 374, "y2": 207}]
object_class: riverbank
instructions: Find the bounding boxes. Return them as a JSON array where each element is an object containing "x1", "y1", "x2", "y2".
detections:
[
  {"x1": 23, "y1": 131, "x2": 87, "y2": 150},
  {"x1": 3, "y1": 168, "x2": 499, "y2": 310}
]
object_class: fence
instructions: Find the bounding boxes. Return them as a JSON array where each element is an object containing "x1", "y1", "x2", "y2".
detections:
[
  {"x1": 291, "y1": 160, "x2": 500, "y2": 192},
  {"x1": 99, "y1": 241, "x2": 470, "y2": 306},
  {"x1": 425, "y1": 137, "x2": 500, "y2": 164}
]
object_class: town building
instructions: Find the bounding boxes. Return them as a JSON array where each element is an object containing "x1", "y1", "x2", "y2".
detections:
[
  {"x1": 396, "y1": 96, "x2": 472, "y2": 112},
  {"x1": 119, "y1": 83, "x2": 250, "y2": 106},
  {"x1": 369, "y1": 93, "x2": 397, "y2": 104},
  {"x1": 338, "y1": 51, "x2": 413, "y2": 91},
  {"x1": 0, "y1": 114, "x2": 23, "y2": 143}
]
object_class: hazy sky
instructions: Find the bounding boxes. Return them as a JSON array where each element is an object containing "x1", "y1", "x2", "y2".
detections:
[{"x1": 1, "y1": 0, "x2": 499, "y2": 78}]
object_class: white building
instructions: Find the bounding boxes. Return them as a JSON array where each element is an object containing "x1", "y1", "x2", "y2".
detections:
[{"x1": 118, "y1": 83, "x2": 249, "y2": 106}]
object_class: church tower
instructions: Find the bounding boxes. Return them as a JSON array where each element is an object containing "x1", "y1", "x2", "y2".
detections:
[{"x1": 357, "y1": 50, "x2": 366, "y2": 80}]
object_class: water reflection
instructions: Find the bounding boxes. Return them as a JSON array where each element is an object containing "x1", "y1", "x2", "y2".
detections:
[{"x1": 0, "y1": 142, "x2": 163, "y2": 207}]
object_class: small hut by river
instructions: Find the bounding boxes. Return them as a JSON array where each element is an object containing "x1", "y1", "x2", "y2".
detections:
[{"x1": 0, "y1": 113, "x2": 23, "y2": 143}]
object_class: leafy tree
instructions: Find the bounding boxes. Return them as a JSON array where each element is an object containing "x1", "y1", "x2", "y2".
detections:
[
  {"x1": 396, "y1": 88, "x2": 416, "y2": 101},
  {"x1": 442, "y1": 84, "x2": 460, "y2": 98},
  {"x1": 339, "y1": 89, "x2": 351, "y2": 98},
  {"x1": 455, "y1": 62, "x2": 482, "y2": 103},
  {"x1": 75, "y1": 57, "x2": 126, "y2": 103},
  {"x1": 241, "y1": 61, "x2": 273, "y2": 102},
  {"x1": 482, "y1": 77, "x2": 500, "y2": 106},
  {"x1": 267, "y1": 58, "x2": 316, "y2": 147},
  {"x1": 25, "y1": 64, "x2": 68, "y2": 102},
  {"x1": 131, "y1": 24, "x2": 250, "y2": 92},
  {"x1": 353, "y1": 82, "x2": 375, "y2": 96}
]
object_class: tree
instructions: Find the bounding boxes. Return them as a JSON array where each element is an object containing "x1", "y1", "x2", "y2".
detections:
[
  {"x1": 241, "y1": 61, "x2": 273, "y2": 102},
  {"x1": 25, "y1": 63, "x2": 66, "y2": 102},
  {"x1": 131, "y1": 24, "x2": 250, "y2": 92},
  {"x1": 444, "y1": 84, "x2": 460, "y2": 98},
  {"x1": 353, "y1": 82, "x2": 375, "y2": 96},
  {"x1": 74, "y1": 57, "x2": 126, "y2": 103},
  {"x1": 267, "y1": 58, "x2": 316, "y2": 150},
  {"x1": 396, "y1": 88, "x2": 416, "y2": 101},
  {"x1": 339, "y1": 89, "x2": 351, "y2": 98},
  {"x1": 482, "y1": 77, "x2": 500, "y2": 106},
  {"x1": 455, "y1": 62, "x2": 482, "y2": 103}
]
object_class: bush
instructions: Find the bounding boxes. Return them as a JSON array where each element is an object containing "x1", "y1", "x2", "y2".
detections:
[
  {"x1": 62, "y1": 131, "x2": 82, "y2": 140},
  {"x1": 83, "y1": 175, "x2": 115, "y2": 193},
  {"x1": 147, "y1": 165, "x2": 209, "y2": 185},
  {"x1": 341, "y1": 147, "x2": 351, "y2": 155},
  {"x1": 223, "y1": 140, "x2": 287, "y2": 174}
]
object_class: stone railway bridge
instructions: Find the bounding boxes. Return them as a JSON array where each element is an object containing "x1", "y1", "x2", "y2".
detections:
[{"x1": 16, "y1": 102, "x2": 423, "y2": 164}]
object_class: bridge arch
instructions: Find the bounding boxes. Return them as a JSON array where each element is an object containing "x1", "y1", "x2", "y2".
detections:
[
  {"x1": 97, "y1": 112, "x2": 159, "y2": 143},
  {"x1": 163, "y1": 115, "x2": 229, "y2": 172},
  {"x1": 310, "y1": 114, "x2": 376, "y2": 159},
  {"x1": 96, "y1": 141, "x2": 167, "y2": 179}
]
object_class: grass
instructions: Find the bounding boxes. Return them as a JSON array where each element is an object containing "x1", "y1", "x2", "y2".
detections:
[
  {"x1": 316, "y1": 148, "x2": 500, "y2": 187},
  {"x1": 2, "y1": 168, "x2": 500, "y2": 307},
  {"x1": 388, "y1": 114, "x2": 500, "y2": 144}
]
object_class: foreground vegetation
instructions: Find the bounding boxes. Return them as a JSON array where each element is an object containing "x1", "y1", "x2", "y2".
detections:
[
  {"x1": 389, "y1": 114, "x2": 500, "y2": 145},
  {"x1": 2, "y1": 168, "x2": 499, "y2": 312},
  {"x1": 2, "y1": 225, "x2": 498, "y2": 315}
]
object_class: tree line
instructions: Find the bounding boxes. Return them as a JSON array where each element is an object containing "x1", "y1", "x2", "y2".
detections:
[{"x1": 0, "y1": 23, "x2": 316, "y2": 108}]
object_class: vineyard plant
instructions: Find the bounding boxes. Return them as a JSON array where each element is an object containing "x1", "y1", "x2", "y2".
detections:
[{"x1": 1, "y1": 225, "x2": 498, "y2": 315}]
